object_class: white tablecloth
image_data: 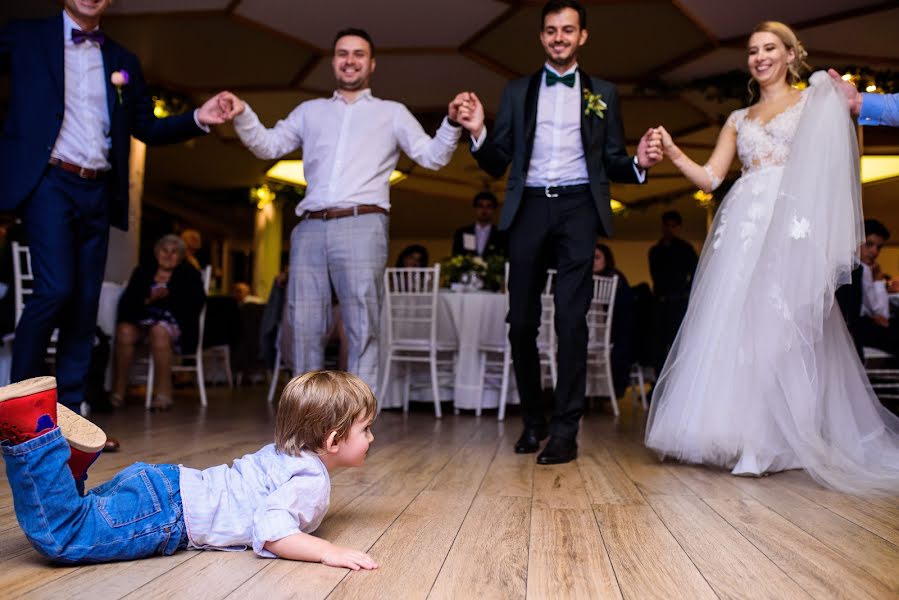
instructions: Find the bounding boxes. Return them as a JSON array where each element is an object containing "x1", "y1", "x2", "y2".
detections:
[{"x1": 380, "y1": 290, "x2": 519, "y2": 411}]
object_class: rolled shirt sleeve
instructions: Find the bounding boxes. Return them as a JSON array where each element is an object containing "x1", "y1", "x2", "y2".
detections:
[
  {"x1": 234, "y1": 103, "x2": 305, "y2": 161},
  {"x1": 393, "y1": 106, "x2": 461, "y2": 170},
  {"x1": 252, "y1": 474, "x2": 330, "y2": 557}
]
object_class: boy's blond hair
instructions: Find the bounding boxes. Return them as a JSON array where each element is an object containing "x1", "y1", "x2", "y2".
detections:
[{"x1": 275, "y1": 371, "x2": 377, "y2": 456}]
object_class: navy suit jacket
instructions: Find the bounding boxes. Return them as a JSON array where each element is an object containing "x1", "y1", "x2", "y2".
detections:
[
  {"x1": 472, "y1": 68, "x2": 642, "y2": 236},
  {"x1": 0, "y1": 15, "x2": 206, "y2": 230}
]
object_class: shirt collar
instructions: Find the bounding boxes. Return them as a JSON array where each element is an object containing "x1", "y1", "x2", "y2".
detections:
[
  {"x1": 475, "y1": 222, "x2": 492, "y2": 231},
  {"x1": 544, "y1": 63, "x2": 579, "y2": 78},
  {"x1": 62, "y1": 9, "x2": 100, "y2": 45},
  {"x1": 331, "y1": 88, "x2": 374, "y2": 104}
]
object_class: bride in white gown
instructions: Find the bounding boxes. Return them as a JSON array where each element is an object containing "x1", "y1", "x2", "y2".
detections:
[{"x1": 645, "y1": 21, "x2": 899, "y2": 495}]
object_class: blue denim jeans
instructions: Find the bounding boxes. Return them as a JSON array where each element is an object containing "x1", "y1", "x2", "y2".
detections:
[{"x1": 2, "y1": 427, "x2": 188, "y2": 563}]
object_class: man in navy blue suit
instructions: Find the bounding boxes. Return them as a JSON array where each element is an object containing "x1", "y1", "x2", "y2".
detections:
[{"x1": 0, "y1": 0, "x2": 231, "y2": 433}]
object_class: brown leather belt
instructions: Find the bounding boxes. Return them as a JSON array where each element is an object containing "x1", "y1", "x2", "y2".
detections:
[
  {"x1": 301, "y1": 205, "x2": 388, "y2": 221},
  {"x1": 48, "y1": 157, "x2": 101, "y2": 179}
]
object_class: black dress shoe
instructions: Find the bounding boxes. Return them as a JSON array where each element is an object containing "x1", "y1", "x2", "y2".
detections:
[
  {"x1": 537, "y1": 437, "x2": 577, "y2": 465},
  {"x1": 103, "y1": 437, "x2": 121, "y2": 452},
  {"x1": 514, "y1": 428, "x2": 548, "y2": 454}
]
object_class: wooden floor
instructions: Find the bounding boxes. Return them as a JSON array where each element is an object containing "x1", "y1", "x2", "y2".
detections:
[{"x1": 1, "y1": 386, "x2": 898, "y2": 600}]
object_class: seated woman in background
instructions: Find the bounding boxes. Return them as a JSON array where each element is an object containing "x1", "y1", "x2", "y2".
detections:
[
  {"x1": 395, "y1": 244, "x2": 429, "y2": 268},
  {"x1": 112, "y1": 235, "x2": 206, "y2": 410},
  {"x1": 593, "y1": 243, "x2": 636, "y2": 398}
]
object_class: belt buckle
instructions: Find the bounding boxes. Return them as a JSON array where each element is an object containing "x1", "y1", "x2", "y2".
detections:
[
  {"x1": 544, "y1": 185, "x2": 559, "y2": 198},
  {"x1": 321, "y1": 209, "x2": 330, "y2": 221},
  {"x1": 79, "y1": 167, "x2": 89, "y2": 178}
]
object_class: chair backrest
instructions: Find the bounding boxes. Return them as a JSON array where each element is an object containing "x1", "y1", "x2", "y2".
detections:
[
  {"x1": 587, "y1": 274, "x2": 619, "y2": 349},
  {"x1": 537, "y1": 269, "x2": 556, "y2": 348},
  {"x1": 383, "y1": 265, "x2": 441, "y2": 347},
  {"x1": 192, "y1": 265, "x2": 213, "y2": 355},
  {"x1": 11, "y1": 241, "x2": 33, "y2": 326}
]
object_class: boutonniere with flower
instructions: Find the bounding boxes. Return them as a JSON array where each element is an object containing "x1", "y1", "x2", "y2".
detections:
[
  {"x1": 583, "y1": 89, "x2": 607, "y2": 119},
  {"x1": 110, "y1": 70, "x2": 129, "y2": 104}
]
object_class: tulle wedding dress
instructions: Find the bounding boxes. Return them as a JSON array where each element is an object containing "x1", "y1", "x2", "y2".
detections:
[{"x1": 645, "y1": 72, "x2": 899, "y2": 495}]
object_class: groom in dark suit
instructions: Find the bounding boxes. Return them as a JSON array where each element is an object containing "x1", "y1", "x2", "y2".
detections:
[
  {"x1": 458, "y1": 0, "x2": 662, "y2": 464},
  {"x1": 0, "y1": 0, "x2": 229, "y2": 423}
]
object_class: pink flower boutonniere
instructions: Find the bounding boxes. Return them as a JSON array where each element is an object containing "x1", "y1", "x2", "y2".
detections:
[{"x1": 110, "y1": 70, "x2": 129, "y2": 104}]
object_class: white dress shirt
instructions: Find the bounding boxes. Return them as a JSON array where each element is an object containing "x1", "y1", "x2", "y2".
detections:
[
  {"x1": 179, "y1": 444, "x2": 331, "y2": 558},
  {"x1": 475, "y1": 222, "x2": 492, "y2": 255},
  {"x1": 234, "y1": 90, "x2": 461, "y2": 215},
  {"x1": 861, "y1": 262, "x2": 890, "y2": 319},
  {"x1": 52, "y1": 10, "x2": 111, "y2": 171},
  {"x1": 525, "y1": 64, "x2": 589, "y2": 187},
  {"x1": 472, "y1": 63, "x2": 645, "y2": 184}
]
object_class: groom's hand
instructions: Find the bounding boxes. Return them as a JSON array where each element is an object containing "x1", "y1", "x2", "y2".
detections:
[
  {"x1": 636, "y1": 127, "x2": 663, "y2": 169},
  {"x1": 456, "y1": 92, "x2": 485, "y2": 140}
]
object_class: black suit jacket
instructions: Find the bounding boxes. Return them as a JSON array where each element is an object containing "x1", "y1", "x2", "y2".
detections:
[
  {"x1": 471, "y1": 68, "x2": 642, "y2": 236},
  {"x1": 0, "y1": 15, "x2": 206, "y2": 230},
  {"x1": 451, "y1": 223, "x2": 507, "y2": 258}
]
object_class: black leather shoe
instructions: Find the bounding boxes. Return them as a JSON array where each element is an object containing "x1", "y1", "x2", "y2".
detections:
[
  {"x1": 514, "y1": 428, "x2": 548, "y2": 454},
  {"x1": 536, "y1": 437, "x2": 577, "y2": 465}
]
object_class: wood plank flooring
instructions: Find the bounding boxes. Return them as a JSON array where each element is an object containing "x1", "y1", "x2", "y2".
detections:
[{"x1": 1, "y1": 387, "x2": 897, "y2": 599}]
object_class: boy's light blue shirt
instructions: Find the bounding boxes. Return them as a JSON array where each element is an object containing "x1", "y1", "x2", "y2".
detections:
[
  {"x1": 179, "y1": 444, "x2": 330, "y2": 557},
  {"x1": 860, "y1": 93, "x2": 899, "y2": 127}
]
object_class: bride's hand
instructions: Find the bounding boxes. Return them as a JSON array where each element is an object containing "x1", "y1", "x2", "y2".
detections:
[{"x1": 655, "y1": 126, "x2": 681, "y2": 160}]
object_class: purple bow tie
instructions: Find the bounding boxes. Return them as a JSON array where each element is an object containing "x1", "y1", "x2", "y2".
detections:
[{"x1": 71, "y1": 28, "x2": 105, "y2": 45}]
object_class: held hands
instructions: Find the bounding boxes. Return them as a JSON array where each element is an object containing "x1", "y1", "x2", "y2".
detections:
[
  {"x1": 449, "y1": 91, "x2": 484, "y2": 139},
  {"x1": 636, "y1": 127, "x2": 663, "y2": 169},
  {"x1": 196, "y1": 91, "x2": 241, "y2": 126},
  {"x1": 321, "y1": 544, "x2": 379, "y2": 571},
  {"x1": 195, "y1": 91, "x2": 246, "y2": 126},
  {"x1": 827, "y1": 69, "x2": 862, "y2": 117}
]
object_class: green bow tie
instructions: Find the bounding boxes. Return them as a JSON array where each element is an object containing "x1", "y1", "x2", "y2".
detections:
[{"x1": 545, "y1": 68, "x2": 576, "y2": 87}]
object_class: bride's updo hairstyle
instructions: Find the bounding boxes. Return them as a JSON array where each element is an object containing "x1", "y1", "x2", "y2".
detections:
[{"x1": 751, "y1": 21, "x2": 811, "y2": 85}]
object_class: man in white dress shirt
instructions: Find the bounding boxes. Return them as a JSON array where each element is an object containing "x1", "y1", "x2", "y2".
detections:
[
  {"x1": 221, "y1": 29, "x2": 467, "y2": 397},
  {"x1": 855, "y1": 219, "x2": 899, "y2": 356}
]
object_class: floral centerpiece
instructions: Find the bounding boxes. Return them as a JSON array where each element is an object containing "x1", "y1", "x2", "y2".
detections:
[{"x1": 440, "y1": 254, "x2": 506, "y2": 292}]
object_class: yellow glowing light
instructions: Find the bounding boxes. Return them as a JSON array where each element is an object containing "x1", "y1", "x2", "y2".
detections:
[
  {"x1": 610, "y1": 199, "x2": 625, "y2": 214},
  {"x1": 861, "y1": 155, "x2": 899, "y2": 185},
  {"x1": 693, "y1": 189, "x2": 714, "y2": 207},
  {"x1": 865, "y1": 84, "x2": 878, "y2": 93},
  {"x1": 250, "y1": 184, "x2": 277, "y2": 210},
  {"x1": 265, "y1": 160, "x2": 406, "y2": 187},
  {"x1": 152, "y1": 98, "x2": 171, "y2": 119},
  {"x1": 841, "y1": 73, "x2": 853, "y2": 81}
]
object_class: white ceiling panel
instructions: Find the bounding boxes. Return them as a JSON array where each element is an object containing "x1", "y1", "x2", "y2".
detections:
[
  {"x1": 236, "y1": 0, "x2": 508, "y2": 49},
  {"x1": 677, "y1": 0, "x2": 880, "y2": 39}
]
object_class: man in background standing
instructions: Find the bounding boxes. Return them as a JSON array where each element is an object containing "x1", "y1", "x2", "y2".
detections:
[{"x1": 649, "y1": 210, "x2": 698, "y2": 377}]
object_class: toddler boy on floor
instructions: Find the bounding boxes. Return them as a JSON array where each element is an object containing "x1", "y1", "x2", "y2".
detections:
[{"x1": 0, "y1": 371, "x2": 379, "y2": 569}]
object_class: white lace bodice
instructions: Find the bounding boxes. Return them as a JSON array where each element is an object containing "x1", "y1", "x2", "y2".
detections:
[{"x1": 728, "y1": 91, "x2": 807, "y2": 176}]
